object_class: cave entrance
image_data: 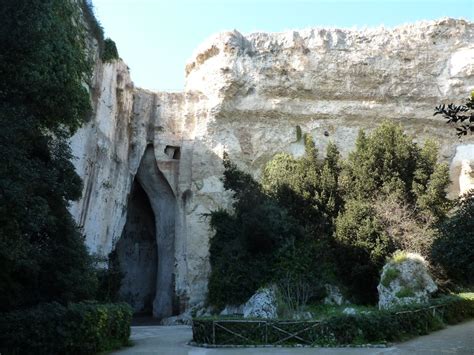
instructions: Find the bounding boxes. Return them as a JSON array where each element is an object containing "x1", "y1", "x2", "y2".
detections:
[
  {"x1": 116, "y1": 146, "x2": 176, "y2": 319},
  {"x1": 116, "y1": 180, "x2": 157, "y2": 315}
]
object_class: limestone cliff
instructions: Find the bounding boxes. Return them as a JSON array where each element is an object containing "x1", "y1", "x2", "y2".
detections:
[{"x1": 70, "y1": 18, "x2": 474, "y2": 315}]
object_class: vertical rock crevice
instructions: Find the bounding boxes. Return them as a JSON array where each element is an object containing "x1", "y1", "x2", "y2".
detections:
[
  {"x1": 116, "y1": 145, "x2": 177, "y2": 319},
  {"x1": 116, "y1": 180, "x2": 157, "y2": 315},
  {"x1": 136, "y1": 145, "x2": 177, "y2": 319}
]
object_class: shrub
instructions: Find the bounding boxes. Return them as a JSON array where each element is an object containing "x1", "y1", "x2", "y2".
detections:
[
  {"x1": 208, "y1": 141, "x2": 340, "y2": 309},
  {"x1": 334, "y1": 122, "x2": 450, "y2": 303},
  {"x1": 0, "y1": 0, "x2": 98, "y2": 310},
  {"x1": 381, "y1": 268, "x2": 400, "y2": 287},
  {"x1": 207, "y1": 153, "x2": 300, "y2": 308},
  {"x1": 396, "y1": 287, "x2": 415, "y2": 298},
  {"x1": 0, "y1": 302, "x2": 132, "y2": 354},
  {"x1": 192, "y1": 293, "x2": 474, "y2": 346},
  {"x1": 334, "y1": 198, "x2": 392, "y2": 303},
  {"x1": 79, "y1": 0, "x2": 104, "y2": 45},
  {"x1": 95, "y1": 250, "x2": 124, "y2": 302},
  {"x1": 102, "y1": 38, "x2": 119, "y2": 62},
  {"x1": 432, "y1": 192, "x2": 474, "y2": 286}
]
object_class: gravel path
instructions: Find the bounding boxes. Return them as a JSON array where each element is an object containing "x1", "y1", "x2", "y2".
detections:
[{"x1": 112, "y1": 320, "x2": 474, "y2": 354}]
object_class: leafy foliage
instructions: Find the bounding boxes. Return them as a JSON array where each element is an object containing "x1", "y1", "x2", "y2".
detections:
[
  {"x1": 0, "y1": 302, "x2": 132, "y2": 354},
  {"x1": 208, "y1": 140, "x2": 340, "y2": 308},
  {"x1": 79, "y1": 0, "x2": 105, "y2": 45},
  {"x1": 434, "y1": 92, "x2": 474, "y2": 137},
  {"x1": 208, "y1": 122, "x2": 452, "y2": 308},
  {"x1": 193, "y1": 294, "x2": 474, "y2": 346},
  {"x1": 95, "y1": 250, "x2": 124, "y2": 303},
  {"x1": 0, "y1": 0, "x2": 97, "y2": 311},
  {"x1": 334, "y1": 122, "x2": 450, "y2": 303},
  {"x1": 432, "y1": 192, "x2": 474, "y2": 286},
  {"x1": 262, "y1": 136, "x2": 342, "y2": 234},
  {"x1": 207, "y1": 153, "x2": 300, "y2": 308},
  {"x1": 102, "y1": 38, "x2": 120, "y2": 62}
]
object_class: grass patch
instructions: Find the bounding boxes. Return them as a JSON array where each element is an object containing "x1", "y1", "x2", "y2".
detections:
[
  {"x1": 381, "y1": 268, "x2": 400, "y2": 287},
  {"x1": 391, "y1": 250, "x2": 409, "y2": 264},
  {"x1": 396, "y1": 287, "x2": 415, "y2": 298}
]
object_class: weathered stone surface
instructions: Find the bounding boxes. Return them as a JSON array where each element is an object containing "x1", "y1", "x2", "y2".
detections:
[
  {"x1": 220, "y1": 304, "x2": 244, "y2": 316},
  {"x1": 342, "y1": 307, "x2": 357, "y2": 315},
  {"x1": 378, "y1": 253, "x2": 437, "y2": 310},
  {"x1": 243, "y1": 287, "x2": 278, "y2": 319},
  {"x1": 70, "y1": 18, "x2": 474, "y2": 315},
  {"x1": 323, "y1": 284, "x2": 348, "y2": 306},
  {"x1": 160, "y1": 312, "x2": 192, "y2": 326}
]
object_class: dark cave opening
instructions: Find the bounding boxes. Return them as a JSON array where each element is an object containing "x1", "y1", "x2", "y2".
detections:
[
  {"x1": 116, "y1": 180, "x2": 158, "y2": 315},
  {"x1": 115, "y1": 146, "x2": 177, "y2": 319}
]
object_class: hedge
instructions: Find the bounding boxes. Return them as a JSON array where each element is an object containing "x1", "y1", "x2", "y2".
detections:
[
  {"x1": 0, "y1": 302, "x2": 132, "y2": 354},
  {"x1": 192, "y1": 293, "x2": 474, "y2": 347}
]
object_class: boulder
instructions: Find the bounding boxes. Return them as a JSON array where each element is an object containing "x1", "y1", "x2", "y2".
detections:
[
  {"x1": 220, "y1": 304, "x2": 244, "y2": 316},
  {"x1": 160, "y1": 312, "x2": 192, "y2": 326},
  {"x1": 377, "y1": 252, "x2": 437, "y2": 310},
  {"x1": 243, "y1": 286, "x2": 278, "y2": 319},
  {"x1": 292, "y1": 311, "x2": 314, "y2": 320},
  {"x1": 342, "y1": 307, "x2": 357, "y2": 315},
  {"x1": 323, "y1": 284, "x2": 348, "y2": 306}
]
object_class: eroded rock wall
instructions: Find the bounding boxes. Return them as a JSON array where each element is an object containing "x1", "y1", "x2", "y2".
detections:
[{"x1": 70, "y1": 18, "x2": 474, "y2": 311}]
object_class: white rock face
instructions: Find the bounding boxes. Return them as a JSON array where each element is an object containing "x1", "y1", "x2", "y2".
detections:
[
  {"x1": 378, "y1": 253, "x2": 437, "y2": 310},
  {"x1": 70, "y1": 18, "x2": 474, "y2": 315},
  {"x1": 460, "y1": 159, "x2": 474, "y2": 195},
  {"x1": 243, "y1": 287, "x2": 278, "y2": 319}
]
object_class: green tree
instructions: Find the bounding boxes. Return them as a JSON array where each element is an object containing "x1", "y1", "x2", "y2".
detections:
[
  {"x1": 334, "y1": 122, "x2": 450, "y2": 303},
  {"x1": 334, "y1": 199, "x2": 392, "y2": 303},
  {"x1": 0, "y1": 0, "x2": 97, "y2": 310},
  {"x1": 432, "y1": 192, "x2": 474, "y2": 286},
  {"x1": 207, "y1": 154, "x2": 300, "y2": 308},
  {"x1": 262, "y1": 135, "x2": 342, "y2": 234}
]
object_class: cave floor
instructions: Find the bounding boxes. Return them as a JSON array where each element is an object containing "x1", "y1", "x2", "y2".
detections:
[{"x1": 112, "y1": 320, "x2": 474, "y2": 354}]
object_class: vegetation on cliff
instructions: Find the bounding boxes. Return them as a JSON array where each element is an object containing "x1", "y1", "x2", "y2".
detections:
[
  {"x1": 0, "y1": 1, "x2": 132, "y2": 353},
  {"x1": 0, "y1": 0, "x2": 99, "y2": 311}
]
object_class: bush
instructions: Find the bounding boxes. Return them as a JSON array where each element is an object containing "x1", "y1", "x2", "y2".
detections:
[
  {"x1": 334, "y1": 198, "x2": 391, "y2": 303},
  {"x1": 0, "y1": 0, "x2": 98, "y2": 311},
  {"x1": 432, "y1": 192, "x2": 474, "y2": 286},
  {"x1": 334, "y1": 122, "x2": 450, "y2": 303},
  {"x1": 207, "y1": 142, "x2": 339, "y2": 309},
  {"x1": 0, "y1": 302, "x2": 132, "y2": 354},
  {"x1": 192, "y1": 293, "x2": 474, "y2": 346},
  {"x1": 95, "y1": 250, "x2": 124, "y2": 302},
  {"x1": 102, "y1": 38, "x2": 119, "y2": 62}
]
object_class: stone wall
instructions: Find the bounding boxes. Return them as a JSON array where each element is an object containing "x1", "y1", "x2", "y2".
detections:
[{"x1": 70, "y1": 18, "x2": 474, "y2": 312}]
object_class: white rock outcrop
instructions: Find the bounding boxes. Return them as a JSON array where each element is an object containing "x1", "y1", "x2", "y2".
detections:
[
  {"x1": 378, "y1": 253, "x2": 437, "y2": 310},
  {"x1": 243, "y1": 287, "x2": 278, "y2": 319},
  {"x1": 70, "y1": 17, "x2": 474, "y2": 315}
]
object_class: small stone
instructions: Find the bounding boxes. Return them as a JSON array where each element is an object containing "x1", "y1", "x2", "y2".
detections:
[{"x1": 343, "y1": 307, "x2": 357, "y2": 315}]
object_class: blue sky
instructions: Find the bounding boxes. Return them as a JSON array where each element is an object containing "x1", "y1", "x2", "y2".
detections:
[{"x1": 93, "y1": 0, "x2": 473, "y2": 92}]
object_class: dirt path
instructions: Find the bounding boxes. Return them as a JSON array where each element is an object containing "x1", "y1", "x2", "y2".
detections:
[{"x1": 112, "y1": 320, "x2": 474, "y2": 354}]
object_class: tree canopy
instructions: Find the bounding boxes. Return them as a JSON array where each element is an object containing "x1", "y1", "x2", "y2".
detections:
[{"x1": 0, "y1": 0, "x2": 97, "y2": 311}]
